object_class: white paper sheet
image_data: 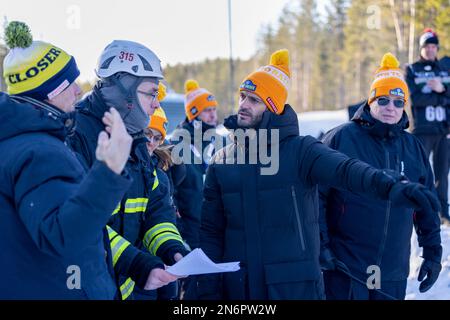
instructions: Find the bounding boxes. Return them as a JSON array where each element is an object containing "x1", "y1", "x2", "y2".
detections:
[{"x1": 166, "y1": 248, "x2": 240, "y2": 276}]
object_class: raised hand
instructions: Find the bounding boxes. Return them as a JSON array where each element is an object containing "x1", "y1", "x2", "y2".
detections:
[{"x1": 95, "y1": 107, "x2": 132, "y2": 174}]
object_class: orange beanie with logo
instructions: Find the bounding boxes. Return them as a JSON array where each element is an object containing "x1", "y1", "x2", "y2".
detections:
[
  {"x1": 184, "y1": 79, "x2": 218, "y2": 121},
  {"x1": 240, "y1": 49, "x2": 291, "y2": 115},
  {"x1": 368, "y1": 52, "x2": 409, "y2": 105}
]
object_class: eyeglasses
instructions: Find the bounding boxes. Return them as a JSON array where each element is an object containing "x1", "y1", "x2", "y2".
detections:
[
  {"x1": 239, "y1": 92, "x2": 264, "y2": 105},
  {"x1": 146, "y1": 132, "x2": 163, "y2": 143},
  {"x1": 376, "y1": 97, "x2": 405, "y2": 109},
  {"x1": 137, "y1": 90, "x2": 158, "y2": 100}
]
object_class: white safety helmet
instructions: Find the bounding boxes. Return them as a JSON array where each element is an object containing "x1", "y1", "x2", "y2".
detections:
[{"x1": 96, "y1": 40, "x2": 163, "y2": 79}]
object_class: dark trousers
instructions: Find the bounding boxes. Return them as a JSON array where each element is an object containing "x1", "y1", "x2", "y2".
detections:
[
  {"x1": 181, "y1": 276, "x2": 198, "y2": 300},
  {"x1": 414, "y1": 133, "x2": 449, "y2": 218},
  {"x1": 323, "y1": 270, "x2": 407, "y2": 300}
]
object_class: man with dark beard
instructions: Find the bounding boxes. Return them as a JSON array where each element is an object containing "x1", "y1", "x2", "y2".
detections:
[{"x1": 197, "y1": 49, "x2": 440, "y2": 300}]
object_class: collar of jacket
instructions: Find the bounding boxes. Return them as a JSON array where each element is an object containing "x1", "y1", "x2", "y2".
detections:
[
  {"x1": 418, "y1": 56, "x2": 438, "y2": 66},
  {"x1": 150, "y1": 153, "x2": 159, "y2": 167},
  {"x1": 129, "y1": 131, "x2": 151, "y2": 164},
  {"x1": 175, "y1": 118, "x2": 217, "y2": 155},
  {"x1": 76, "y1": 82, "x2": 109, "y2": 121},
  {"x1": 10, "y1": 95, "x2": 75, "y2": 139},
  {"x1": 352, "y1": 102, "x2": 409, "y2": 139},
  {"x1": 223, "y1": 104, "x2": 299, "y2": 145},
  {"x1": 177, "y1": 118, "x2": 216, "y2": 135}
]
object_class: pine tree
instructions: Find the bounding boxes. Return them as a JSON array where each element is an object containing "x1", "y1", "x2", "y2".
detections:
[
  {"x1": 416, "y1": 0, "x2": 450, "y2": 57},
  {"x1": 163, "y1": 0, "x2": 449, "y2": 116},
  {"x1": 342, "y1": 0, "x2": 396, "y2": 106}
]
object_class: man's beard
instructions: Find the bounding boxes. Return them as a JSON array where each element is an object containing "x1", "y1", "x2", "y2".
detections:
[{"x1": 237, "y1": 111, "x2": 263, "y2": 128}]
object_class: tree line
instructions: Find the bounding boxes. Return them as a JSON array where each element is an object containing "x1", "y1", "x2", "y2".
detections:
[{"x1": 164, "y1": 0, "x2": 450, "y2": 118}]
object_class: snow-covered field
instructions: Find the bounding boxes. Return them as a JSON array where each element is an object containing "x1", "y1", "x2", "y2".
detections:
[
  {"x1": 407, "y1": 224, "x2": 450, "y2": 300},
  {"x1": 297, "y1": 109, "x2": 349, "y2": 138},
  {"x1": 299, "y1": 109, "x2": 450, "y2": 300}
]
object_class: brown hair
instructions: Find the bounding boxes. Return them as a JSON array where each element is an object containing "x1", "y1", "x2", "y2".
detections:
[{"x1": 153, "y1": 144, "x2": 174, "y2": 171}]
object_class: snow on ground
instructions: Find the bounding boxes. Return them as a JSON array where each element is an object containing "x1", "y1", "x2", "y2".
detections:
[
  {"x1": 298, "y1": 109, "x2": 349, "y2": 138},
  {"x1": 406, "y1": 224, "x2": 450, "y2": 300},
  {"x1": 299, "y1": 109, "x2": 450, "y2": 300}
]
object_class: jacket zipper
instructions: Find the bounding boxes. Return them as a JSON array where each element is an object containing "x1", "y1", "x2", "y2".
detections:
[
  {"x1": 291, "y1": 186, "x2": 306, "y2": 251},
  {"x1": 376, "y1": 145, "x2": 395, "y2": 266}
]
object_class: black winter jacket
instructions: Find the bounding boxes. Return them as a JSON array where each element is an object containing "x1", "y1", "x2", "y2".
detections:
[
  {"x1": 405, "y1": 57, "x2": 450, "y2": 134},
  {"x1": 171, "y1": 119, "x2": 219, "y2": 249},
  {"x1": 0, "y1": 94, "x2": 132, "y2": 299},
  {"x1": 198, "y1": 105, "x2": 409, "y2": 300},
  {"x1": 319, "y1": 103, "x2": 441, "y2": 282}
]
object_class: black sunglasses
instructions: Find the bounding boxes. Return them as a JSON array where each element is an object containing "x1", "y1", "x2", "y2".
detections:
[{"x1": 377, "y1": 97, "x2": 405, "y2": 108}]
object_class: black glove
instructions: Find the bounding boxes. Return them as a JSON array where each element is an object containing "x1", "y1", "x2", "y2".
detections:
[
  {"x1": 388, "y1": 180, "x2": 441, "y2": 215},
  {"x1": 164, "y1": 245, "x2": 191, "y2": 265},
  {"x1": 319, "y1": 245, "x2": 337, "y2": 271},
  {"x1": 128, "y1": 251, "x2": 164, "y2": 290},
  {"x1": 418, "y1": 246, "x2": 442, "y2": 293}
]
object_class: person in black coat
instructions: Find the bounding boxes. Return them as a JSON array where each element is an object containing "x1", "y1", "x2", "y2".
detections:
[
  {"x1": 170, "y1": 79, "x2": 221, "y2": 251},
  {"x1": 320, "y1": 52, "x2": 442, "y2": 301},
  {"x1": 197, "y1": 49, "x2": 440, "y2": 300},
  {"x1": 440, "y1": 56, "x2": 450, "y2": 168},
  {"x1": 405, "y1": 29, "x2": 450, "y2": 224},
  {"x1": 169, "y1": 79, "x2": 224, "y2": 299}
]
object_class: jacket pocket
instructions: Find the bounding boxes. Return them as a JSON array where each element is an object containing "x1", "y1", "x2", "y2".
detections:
[
  {"x1": 291, "y1": 186, "x2": 306, "y2": 251},
  {"x1": 264, "y1": 260, "x2": 321, "y2": 300}
]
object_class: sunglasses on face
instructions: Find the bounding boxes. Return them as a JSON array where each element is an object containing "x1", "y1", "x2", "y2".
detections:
[{"x1": 376, "y1": 97, "x2": 405, "y2": 108}]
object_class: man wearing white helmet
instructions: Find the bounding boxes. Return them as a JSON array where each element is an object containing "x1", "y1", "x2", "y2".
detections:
[
  {"x1": 93, "y1": 40, "x2": 163, "y2": 133},
  {"x1": 69, "y1": 40, "x2": 188, "y2": 300}
]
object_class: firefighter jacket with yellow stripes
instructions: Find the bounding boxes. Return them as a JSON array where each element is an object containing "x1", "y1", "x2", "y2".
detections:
[
  {"x1": 112, "y1": 135, "x2": 188, "y2": 261},
  {"x1": 69, "y1": 87, "x2": 187, "y2": 299}
]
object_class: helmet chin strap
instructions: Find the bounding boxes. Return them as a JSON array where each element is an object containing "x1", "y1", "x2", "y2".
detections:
[
  {"x1": 101, "y1": 73, "x2": 159, "y2": 133},
  {"x1": 111, "y1": 73, "x2": 159, "y2": 119},
  {"x1": 108, "y1": 73, "x2": 142, "y2": 121}
]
